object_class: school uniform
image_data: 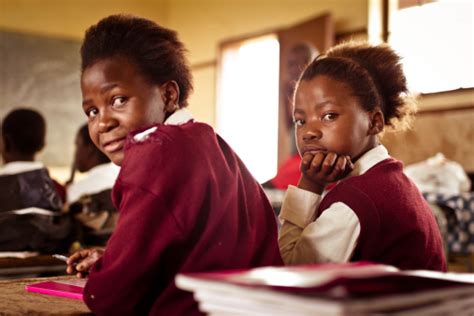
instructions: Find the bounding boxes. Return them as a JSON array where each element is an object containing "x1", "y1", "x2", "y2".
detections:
[
  {"x1": 83, "y1": 109, "x2": 283, "y2": 315},
  {"x1": 279, "y1": 145, "x2": 446, "y2": 271},
  {"x1": 67, "y1": 162, "x2": 120, "y2": 204},
  {"x1": 0, "y1": 161, "x2": 62, "y2": 213},
  {"x1": 67, "y1": 163, "x2": 120, "y2": 246},
  {"x1": 0, "y1": 161, "x2": 71, "y2": 252}
]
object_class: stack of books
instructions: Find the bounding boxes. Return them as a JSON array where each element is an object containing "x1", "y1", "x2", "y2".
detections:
[{"x1": 176, "y1": 262, "x2": 474, "y2": 315}]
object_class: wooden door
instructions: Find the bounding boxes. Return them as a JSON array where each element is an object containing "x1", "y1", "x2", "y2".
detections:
[{"x1": 276, "y1": 13, "x2": 335, "y2": 167}]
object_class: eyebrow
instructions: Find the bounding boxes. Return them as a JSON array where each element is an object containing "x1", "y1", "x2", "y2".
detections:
[
  {"x1": 82, "y1": 83, "x2": 119, "y2": 106},
  {"x1": 294, "y1": 100, "x2": 338, "y2": 111}
]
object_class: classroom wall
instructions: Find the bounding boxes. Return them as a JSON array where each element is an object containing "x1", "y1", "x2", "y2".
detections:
[
  {"x1": 0, "y1": 0, "x2": 368, "y2": 179},
  {"x1": 1, "y1": 0, "x2": 368, "y2": 126},
  {"x1": 2, "y1": 0, "x2": 471, "y2": 176},
  {"x1": 382, "y1": 89, "x2": 474, "y2": 172}
]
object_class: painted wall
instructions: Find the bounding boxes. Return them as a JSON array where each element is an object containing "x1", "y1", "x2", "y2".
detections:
[
  {"x1": 1, "y1": 1, "x2": 472, "y2": 176},
  {"x1": 0, "y1": 0, "x2": 167, "y2": 39},
  {"x1": 0, "y1": 0, "x2": 367, "y2": 180},
  {"x1": 1, "y1": 0, "x2": 368, "y2": 126}
]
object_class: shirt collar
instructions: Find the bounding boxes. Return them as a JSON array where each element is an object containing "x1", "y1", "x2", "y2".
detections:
[
  {"x1": 164, "y1": 108, "x2": 194, "y2": 126},
  {"x1": 133, "y1": 109, "x2": 194, "y2": 142},
  {"x1": 348, "y1": 144, "x2": 390, "y2": 177},
  {"x1": 87, "y1": 162, "x2": 120, "y2": 176},
  {"x1": 0, "y1": 161, "x2": 45, "y2": 176}
]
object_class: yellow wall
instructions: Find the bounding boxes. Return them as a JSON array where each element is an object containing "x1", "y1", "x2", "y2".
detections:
[
  {"x1": 0, "y1": 0, "x2": 167, "y2": 39},
  {"x1": 167, "y1": 0, "x2": 368, "y2": 125},
  {"x1": 1, "y1": 0, "x2": 368, "y2": 126}
]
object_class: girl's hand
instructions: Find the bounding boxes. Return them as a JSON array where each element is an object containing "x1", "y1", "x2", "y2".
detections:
[
  {"x1": 66, "y1": 248, "x2": 104, "y2": 278},
  {"x1": 298, "y1": 151, "x2": 354, "y2": 194}
]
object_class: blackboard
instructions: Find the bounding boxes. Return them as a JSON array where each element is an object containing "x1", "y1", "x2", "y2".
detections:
[{"x1": 0, "y1": 30, "x2": 84, "y2": 167}]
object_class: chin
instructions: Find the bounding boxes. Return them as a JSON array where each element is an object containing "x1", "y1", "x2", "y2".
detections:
[{"x1": 109, "y1": 153, "x2": 124, "y2": 166}]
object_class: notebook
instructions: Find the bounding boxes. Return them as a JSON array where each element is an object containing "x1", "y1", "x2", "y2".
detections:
[
  {"x1": 176, "y1": 262, "x2": 474, "y2": 315},
  {"x1": 25, "y1": 278, "x2": 87, "y2": 300}
]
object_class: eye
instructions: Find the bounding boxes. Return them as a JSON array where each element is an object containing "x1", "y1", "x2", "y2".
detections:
[
  {"x1": 85, "y1": 107, "x2": 99, "y2": 119},
  {"x1": 112, "y1": 96, "x2": 127, "y2": 108},
  {"x1": 293, "y1": 118, "x2": 305, "y2": 126},
  {"x1": 322, "y1": 113, "x2": 339, "y2": 121}
]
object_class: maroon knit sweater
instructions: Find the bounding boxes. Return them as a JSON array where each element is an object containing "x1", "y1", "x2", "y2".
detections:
[
  {"x1": 83, "y1": 121, "x2": 283, "y2": 315},
  {"x1": 317, "y1": 158, "x2": 446, "y2": 271}
]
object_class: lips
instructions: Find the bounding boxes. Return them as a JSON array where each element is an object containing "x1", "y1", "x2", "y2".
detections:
[
  {"x1": 102, "y1": 137, "x2": 126, "y2": 153},
  {"x1": 301, "y1": 146, "x2": 327, "y2": 156}
]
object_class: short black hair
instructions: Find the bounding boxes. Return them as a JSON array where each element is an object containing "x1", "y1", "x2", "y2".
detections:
[
  {"x1": 2, "y1": 108, "x2": 46, "y2": 155},
  {"x1": 81, "y1": 14, "x2": 193, "y2": 107},
  {"x1": 77, "y1": 123, "x2": 110, "y2": 164}
]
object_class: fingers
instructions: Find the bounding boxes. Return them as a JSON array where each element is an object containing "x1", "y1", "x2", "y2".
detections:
[
  {"x1": 76, "y1": 254, "x2": 98, "y2": 272},
  {"x1": 300, "y1": 152, "x2": 353, "y2": 189},
  {"x1": 320, "y1": 152, "x2": 338, "y2": 176},
  {"x1": 66, "y1": 248, "x2": 102, "y2": 277},
  {"x1": 326, "y1": 155, "x2": 348, "y2": 181},
  {"x1": 303, "y1": 152, "x2": 338, "y2": 178},
  {"x1": 300, "y1": 152, "x2": 314, "y2": 172}
]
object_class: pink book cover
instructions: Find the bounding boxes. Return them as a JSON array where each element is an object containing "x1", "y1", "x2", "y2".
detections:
[{"x1": 25, "y1": 278, "x2": 87, "y2": 300}]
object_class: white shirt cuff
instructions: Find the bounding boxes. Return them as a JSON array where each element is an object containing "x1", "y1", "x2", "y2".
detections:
[{"x1": 279, "y1": 185, "x2": 322, "y2": 228}]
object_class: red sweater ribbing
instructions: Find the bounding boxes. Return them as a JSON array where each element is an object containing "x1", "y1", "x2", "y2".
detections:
[{"x1": 318, "y1": 158, "x2": 446, "y2": 271}]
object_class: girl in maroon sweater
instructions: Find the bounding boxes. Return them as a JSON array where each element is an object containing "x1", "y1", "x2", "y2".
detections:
[
  {"x1": 66, "y1": 14, "x2": 282, "y2": 315},
  {"x1": 278, "y1": 42, "x2": 446, "y2": 271}
]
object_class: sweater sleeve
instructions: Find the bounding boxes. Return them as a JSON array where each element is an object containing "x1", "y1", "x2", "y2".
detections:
[
  {"x1": 82, "y1": 128, "x2": 206, "y2": 315},
  {"x1": 83, "y1": 182, "x2": 185, "y2": 315},
  {"x1": 278, "y1": 186, "x2": 361, "y2": 265}
]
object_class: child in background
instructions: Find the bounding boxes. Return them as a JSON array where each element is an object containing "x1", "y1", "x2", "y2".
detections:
[
  {"x1": 67, "y1": 123, "x2": 119, "y2": 204},
  {"x1": 0, "y1": 108, "x2": 71, "y2": 253},
  {"x1": 278, "y1": 42, "x2": 446, "y2": 271},
  {"x1": 66, "y1": 14, "x2": 282, "y2": 315},
  {"x1": 67, "y1": 123, "x2": 120, "y2": 246},
  {"x1": 0, "y1": 108, "x2": 64, "y2": 209}
]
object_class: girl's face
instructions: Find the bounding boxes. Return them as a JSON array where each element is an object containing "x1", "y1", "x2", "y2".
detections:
[
  {"x1": 293, "y1": 75, "x2": 379, "y2": 162},
  {"x1": 81, "y1": 56, "x2": 170, "y2": 166}
]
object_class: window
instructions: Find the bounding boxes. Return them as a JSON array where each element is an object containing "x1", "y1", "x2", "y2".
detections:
[
  {"x1": 216, "y1": 34, "x2": 280, "y2": 182},
  {"x1": 389, "y1": 0, "x2": 474, "y2": 93}
]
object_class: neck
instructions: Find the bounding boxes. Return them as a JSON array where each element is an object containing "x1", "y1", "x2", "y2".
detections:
[
  {"x1": 3, "y1": 152, "x2": 35, "y2": 164},
  {"x1": 352, "y1": 138, "x2": 380, "y2": 164}
]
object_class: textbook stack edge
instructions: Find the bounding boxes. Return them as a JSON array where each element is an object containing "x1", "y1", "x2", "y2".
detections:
[{"x1": 176, "y1": 262, "x2": 474, "y2": 316}]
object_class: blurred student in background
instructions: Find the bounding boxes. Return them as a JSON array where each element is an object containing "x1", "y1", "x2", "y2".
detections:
[
  {"x1": 0, "y1": 108, "x2": 71, "y2": 253},
  {"x1": 67, "y1": 123, "x2": 119, "y2": 246}
]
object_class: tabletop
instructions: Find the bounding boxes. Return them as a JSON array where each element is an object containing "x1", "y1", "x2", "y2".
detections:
[
  {"x1": 0, "y1": 254, "x2": 67, "y2": 278},
  {"x1": 0, "y1": 275, "x2": 91, "y2": 315}
]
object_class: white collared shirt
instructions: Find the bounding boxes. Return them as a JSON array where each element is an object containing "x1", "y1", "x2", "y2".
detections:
[
  {"x1": 164, "y1": 108, "x2": 194, "y2": 126},
  {"x1": 0, "y1": 161, "x2": 44, "y2": 176},
  {"x1": 133, "y1": 109, "x2": 194, "y2": 143},
  {"x1": 67, "y1": 162, "x2": 121, "y2": 204},
  {"x1": 278, "y1": 145, "x2": 390, "y2": 265}
]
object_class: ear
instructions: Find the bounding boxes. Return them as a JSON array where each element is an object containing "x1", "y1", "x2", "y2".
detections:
[
  {"x1": 160, "y1": 80, "x2": 181, "y2": 113},
  {"x1": 368, "y1": 109, "x2": 384, "y2": 135}
]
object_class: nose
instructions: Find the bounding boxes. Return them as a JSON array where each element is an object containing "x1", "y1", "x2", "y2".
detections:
[
  {"x1": 302, "y1": 123, "x2": 322, "y2": 142},
  {"x1": 98, "y1": 109, "x2": 118, "y2": 133}
]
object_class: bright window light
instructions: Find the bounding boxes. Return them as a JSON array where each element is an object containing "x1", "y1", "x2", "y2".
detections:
[
  {"x1": 216, "y1": 34, "x2": 280, "y2": 183},
  {"x1": 389, "y1": 1, "x2": 474, "y2": 93}
]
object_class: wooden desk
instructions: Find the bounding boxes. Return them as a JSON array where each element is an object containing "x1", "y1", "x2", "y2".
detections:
[
  {"x1": 0, "y1": 255, "x2": 66, "y2": 278},
  {"x1": 0, "y1": 276, "x2": 91, "y2": 315}
]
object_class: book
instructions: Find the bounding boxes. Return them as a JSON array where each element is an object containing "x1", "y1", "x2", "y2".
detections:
[
  {"x1": 176, "y1": 262, "x2": 474, "y2": 316},
  {"x1": 25, "y1": 278, "x2": 87, "y2": 300}
]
